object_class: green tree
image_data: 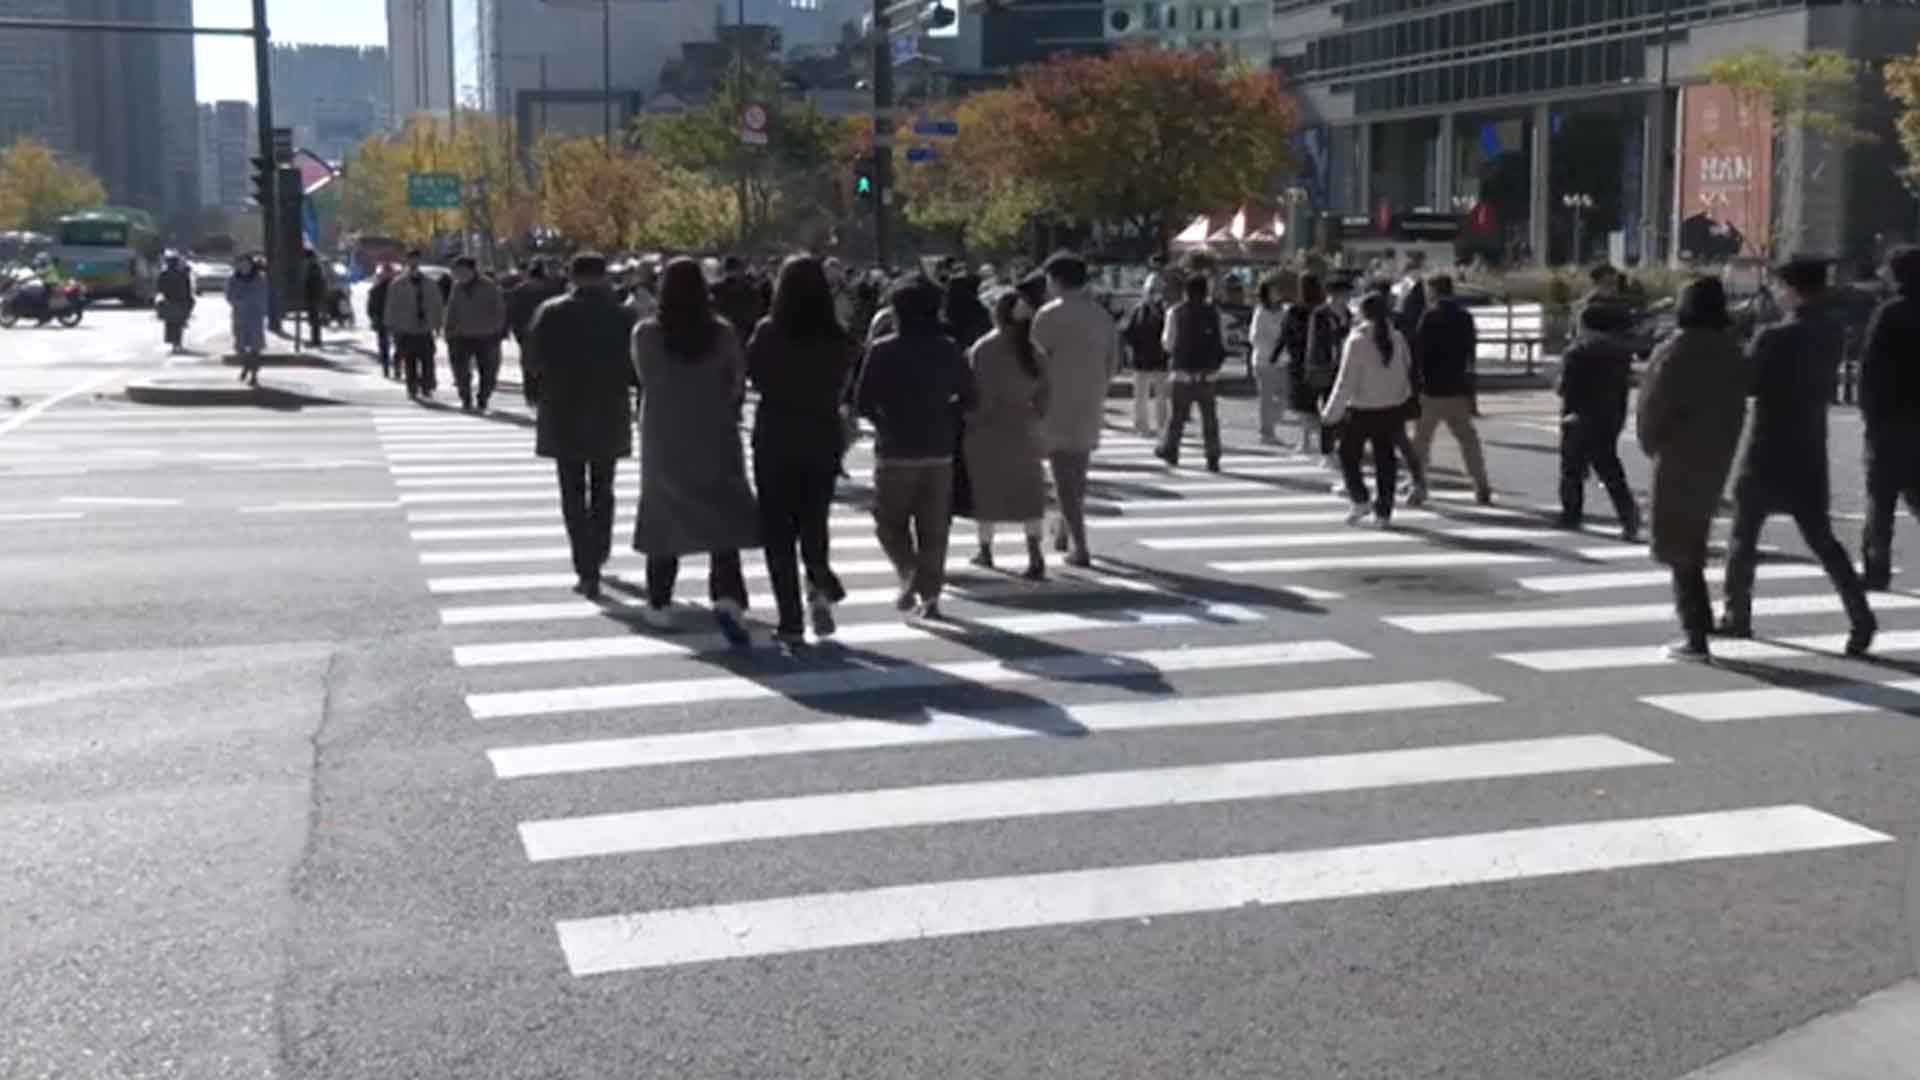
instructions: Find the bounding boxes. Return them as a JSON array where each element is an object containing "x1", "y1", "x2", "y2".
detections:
[
  {"x1": 0, "y1": 139, "x2": 107, "y2": 230},
  {"x1": 637, "y1": 67, "x2": 838, "y2": 247},
  {"x1": 1882, "y1": 45, "x2": 1920, "y2": 184},
  {"x1": 1703, "y1": 47, "x2": 1875, "y2": 256},
  {"x1": 895, "y1": 90, "x2": 1049, "y2": 257}
]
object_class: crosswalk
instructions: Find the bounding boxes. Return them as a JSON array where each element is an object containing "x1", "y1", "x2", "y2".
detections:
[{"x1": 373, "y1": 407, "x2": 1902, "y2": 979}]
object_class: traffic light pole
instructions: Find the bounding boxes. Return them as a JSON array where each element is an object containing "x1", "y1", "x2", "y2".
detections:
[
  {"x1": 251, "y1": 0, "x2": 278, "y2": 316},
  {"x1": 870, "y1": 0, "x2": 894, "y2": 271}
]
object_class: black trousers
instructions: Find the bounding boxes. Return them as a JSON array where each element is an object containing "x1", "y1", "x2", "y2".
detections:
[
  {"x1": 1671, "y1": 559, "x2": 1714, "y2": 647},
  {"x1": 1160, "y1": 378, "x2": 1221, "y2": 465},
  {"x1": 396, "y1": 333, "x2": 436, "y2": 396},
  {"x1": 162, "y1": 320, "x2": 186, "y2": 347},
  {"x1": 1558, "y1": 415, "x2": 1637, "y2": 526},
  {"x1": 306, "y1": 303, "x2": 324, "y2": 345},
  {"x1": 1724, "y1": 494, "x2": 1872, "y2": 627},
  {"x1": 555, "y1": 458, "x2": 616, "y2": 583},
  {"x1": 756, "y1": 451, "x2": 845, "y2": 633},
  {"x1": 448, "y1": 336, "x2": 502, "y2": 408},
  {"x1": 647, "y1": 551, "x2": 747, "y2": 610},
  {"x1": 1339, "y1": 407, "x2": 1401, "y2": 518},
  {"x1": 1863, "y1": 423, "x2": 1920, "y2": 586},
  {"x1": 375, "y1": 328, "x2": 392, "y2": 375}
]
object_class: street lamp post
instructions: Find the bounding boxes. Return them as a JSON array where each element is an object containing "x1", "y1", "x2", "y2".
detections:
[{"x1": 1563, "y1": 192, "x2": 1594, "y2": 265}]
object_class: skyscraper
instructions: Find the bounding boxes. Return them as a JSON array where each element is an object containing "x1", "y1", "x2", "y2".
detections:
[
  {"x1": 197, "y1": 100, "x2": 256, "y2": 210},
  {"x1": 271, "y1": 44, "x2": 391, "y2": 161},
  {"x1": 0, "y1": 0, "x2": 200, "y2": 218},
  {"x1": 388, "y1": 0, "x2": 453, "y2": 123}
]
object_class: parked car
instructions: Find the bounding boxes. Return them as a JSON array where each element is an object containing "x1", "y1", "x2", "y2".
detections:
[{"x1": 191, "y1": 260, "x2": 233, "y2": 296}]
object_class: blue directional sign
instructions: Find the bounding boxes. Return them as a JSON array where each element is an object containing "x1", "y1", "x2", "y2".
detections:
[
  {"x1": 905, "y1": 146, "x2": 938, "y2": 163},
  {"x1": 913, "y1": 118, "x2": 960, "y2": 138}
]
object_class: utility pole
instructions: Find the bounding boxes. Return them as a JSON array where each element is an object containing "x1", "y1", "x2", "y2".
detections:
[
  {"x1": 447, "y1": 0, "x2": 458, "y2": 136},
  {"x1": 870, "y1": 0, "x2": 894, "y2": 270},
  {"x1": 250, "y1": 0, "x2": 279, "y2": 328}
]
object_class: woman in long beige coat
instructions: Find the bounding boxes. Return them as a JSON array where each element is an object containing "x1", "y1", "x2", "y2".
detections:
[
  {"x1": 964, "y1": 289, "x2": 1050, "y2": 579},
  {"x1": 1636, "y1": 276, "x2": 1749, "y2": 660}
]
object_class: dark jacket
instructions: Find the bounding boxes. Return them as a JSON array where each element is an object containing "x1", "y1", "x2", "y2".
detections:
[
  {"x1": 1121, "y1": 298, "x2": 1169, "y2": 372},
  {"x1": 1413, "y1": 298, "x2": 1477, "y2": 398},
  {"x1": 710, "y1": 275, "x2": 765, "y2": 346},
  {"x1": 1303, "y1": 301, "x2": 1351, "y2": 389},
  {"x1": 524, "y1": 284, "x2": 639, "y2": 461},
  {"x1": 1393, "y1": 277, "x2": 1427, "y2": 336},
  {"x1": 302, "y1": 259, "x2": 328, "y2": 310},
  {"x1": 745, "y1": 317, "x2": 857, "y2": 463},
  {"x1": 1636, "y1": 328, "x2": 1748, "y2": 566},
  {"x1": 1733, "y1": 301, "x2": 1842, "y2": 509},
  {"x1": 1166, "y1": 300, "x2": 1226, "y2": 375},
  {"x1": 367, "y1": 277, "x2": 391, "y2": 332},
  {"x1": 506, "y1": 275, "x2": 564, "y2": 344},
  {"x1": 157, "y1": 266, "x2": 193, "y2": 304},
  {"x1": 854, "y1": 330, "x2": 978, "y2": 461},
  {"x1": 1556, "y1": 330, "x2": 1634, "y2": 428},
  {"x1": 1860, "y1": 291, "x2": 1920, "y2": 427},
  {"x1": 1278, "y1": 303, "x2": 1312, "y2": 371}
]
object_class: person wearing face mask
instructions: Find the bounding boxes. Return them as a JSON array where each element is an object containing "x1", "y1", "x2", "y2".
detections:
[
  {"x1": 225, "y1": 254, "x2": 269, "y2": 386},
  {"x1": 384, "y1": 250, "x2": 445, "y2": 399},
  {"x1": 443, "y1": 255, "x2": 508, "y2": 412}
]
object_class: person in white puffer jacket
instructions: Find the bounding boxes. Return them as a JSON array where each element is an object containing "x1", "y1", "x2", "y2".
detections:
[{"x1": 1322, "y1": 291, "x2": 1415, "y2": 526}]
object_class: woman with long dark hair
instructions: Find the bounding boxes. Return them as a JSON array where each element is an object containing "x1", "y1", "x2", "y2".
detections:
[
  {"x1": 630, "y1": 257, "x2": 763, "y2": 647},
  {"x1": 1322, "y1": 291, "x2": 1414, "y2": 526},
  {"x1": 963, "y1": 288, "x2": 1050, "y2": 577},
  {"x1": 746, "y1": 255, "x2": 856, "y2": 645},
  {"x1": 941, "y1": 272, "x2": 993, "y2": 351},
  {"x1": 1636, "y1": 275, "x2": 1748, "y2": 660},
  {"x1": 1283, "y1": 273, "x2": 1325, "y2": 452}
]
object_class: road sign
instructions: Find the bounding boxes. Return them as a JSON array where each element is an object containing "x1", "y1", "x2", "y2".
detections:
[
  {"x1": 739, "y1": 103, "x2": 769, "y2": 146},
  {"x1": 912, "y1": 118, "x2": 959, "y2": 138},
  {"x1": 891, "y1": 36, "x2": 918, "y2": 64},
  {"x1": 407, "y1": 172, "x2": 462, "y2": 210},
  {"x1": 905, "y1": 146, "x2": 938, "y2": 164}
]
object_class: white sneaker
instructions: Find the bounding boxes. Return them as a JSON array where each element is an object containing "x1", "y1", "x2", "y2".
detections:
[
  {"x1": 1344, "y1": 502, "x2": 1371, "y2": 526},
  {"x1": 1330, "y1": 481, "x2": 1348, "y2": 497},
  {"x1": 640, "y1": 604, "x2": 674, "y2": 631}
]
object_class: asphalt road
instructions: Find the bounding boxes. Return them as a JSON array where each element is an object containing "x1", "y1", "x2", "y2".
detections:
[{"x1": 3, "y1": 315, "x2": 1918, "y2": 1080}]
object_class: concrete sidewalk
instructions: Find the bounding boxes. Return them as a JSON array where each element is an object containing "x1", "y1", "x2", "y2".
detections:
[{"x1": 1683, "y1": 980, "x2": 1920, "y2": 1079}]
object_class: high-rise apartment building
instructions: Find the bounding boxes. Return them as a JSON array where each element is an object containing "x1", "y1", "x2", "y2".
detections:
[
  {"x1": 388, "y1": 0, "x2": 454, "y2": 123},
  {"x1": 0, "y1": 0, "x2": 199, "y2": 219},
  {"x1": 197, "y1": 100, "x2": 256, "y2": 210},
  {"x1": 271, "y1": 44, "x2": 391, "y2": 161}
]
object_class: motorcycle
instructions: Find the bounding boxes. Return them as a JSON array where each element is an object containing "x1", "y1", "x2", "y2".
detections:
[{"x1": 0, "y1": 276, "x2": 86, "y2": 329}]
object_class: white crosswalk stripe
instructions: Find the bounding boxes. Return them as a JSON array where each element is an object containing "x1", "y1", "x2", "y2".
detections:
[
  {"x1": 1389, "y1": 593, "x2": 1920, "y2": 634},
  {"x1": 1642, "y1": 678, "x2": 1920, "y2": 721}
]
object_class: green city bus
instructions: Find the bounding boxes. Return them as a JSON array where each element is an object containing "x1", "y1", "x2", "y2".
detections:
[{"x1": 53, "y1": 208, "x2": 161, "y2": 306}]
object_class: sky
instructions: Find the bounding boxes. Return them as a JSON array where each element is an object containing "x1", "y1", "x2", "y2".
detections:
[{"x1": 192, "y1": 0, "x2": 389, "y2": 103}]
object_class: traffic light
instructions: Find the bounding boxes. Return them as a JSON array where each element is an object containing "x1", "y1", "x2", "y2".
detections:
[
  {"x1": 853, "y1": 158, "x2": 875, "y2": 203},
  {"x1": 249, "y1": 156, "x2": 274, "y2": 207}
]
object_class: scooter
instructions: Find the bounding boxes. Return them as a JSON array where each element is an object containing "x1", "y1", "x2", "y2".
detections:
[{"x1": 0, "y1": 276, "x2": 86, "y2": 328}]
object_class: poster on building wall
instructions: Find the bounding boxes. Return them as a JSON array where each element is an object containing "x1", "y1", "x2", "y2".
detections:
[{"x1": 1677, "y1": 83, "x2": 1773, "y2": 261}]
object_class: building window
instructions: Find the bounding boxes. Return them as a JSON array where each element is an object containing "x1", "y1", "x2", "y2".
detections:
[
  {"x1": 1145, "y1": 5, "x2": 1160, "y2": 30},
  {"x1": 1229, "y1": 6, "x2": 1239, "y2": 31}
]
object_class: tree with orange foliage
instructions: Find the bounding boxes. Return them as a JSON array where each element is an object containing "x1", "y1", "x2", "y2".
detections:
[
  {"x1": 1003, "y1": 48, "x2": 1296, "y2": 254},
  {"x1": 894, "y1": 89, "x2": 1048, "y2": 255}
]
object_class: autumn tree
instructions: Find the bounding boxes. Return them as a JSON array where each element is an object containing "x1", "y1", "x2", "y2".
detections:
[
  {"x1": 533, "y1": 135, "x2": 659, "y2": 252},
  {"x1": 338, "y1": 112, "x2": 536, "y2": 256},
  {"x1": 1002, "y1": 48, "x2": 1296, "y2": 255},
  {"x1": 1703, "y1": 47, "x2": 1874, "y2": 257},
  {"x1": 637, "y1": 66, "x2": 838, "y2": 247},
  {"x1": 893, "y1": 90, "x2": 1049, "y2": 257},
  {"x1": 0, "y1": 139, "x2": 107, "y2": 230},
  {"x1": 1883, "y1": 46, "x2": 1920, "y2": 185}
]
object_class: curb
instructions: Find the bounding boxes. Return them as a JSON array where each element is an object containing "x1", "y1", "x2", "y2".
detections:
[
  {"x1": 123, "y1": 375, "x2": 337, "y2": 407},
  {"x1": 1680, "y1": 979, "x2": 1920, "y2": 1079}
]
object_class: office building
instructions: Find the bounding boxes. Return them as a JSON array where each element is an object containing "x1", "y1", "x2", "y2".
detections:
[
  {"x1": 271, "y1": 44, "x2": 391, "y2": 161},
  {"x1": 0, "y1": 0, "x2": 199, "y2": 219},
  {"x1": 389, "y1": 0, "x2": 454, "y2": 122},
  {"x1": 974, "y1": 0, "x2": 1105, "y2": 70},
  {"x1": 198, "y1": 100, "x2": 255, "y2": 210},
  {"x1": 1276, "y1": 0, "x2": 1920, "y2": 266},
  {"x1": 1103, "y1": 1, "x2": 1269, "y2": 62}
]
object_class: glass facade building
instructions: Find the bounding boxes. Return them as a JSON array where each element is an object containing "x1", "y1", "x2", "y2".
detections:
[{"x1": 1276, "y1": 0, "x2": 1920, "y2": 264}]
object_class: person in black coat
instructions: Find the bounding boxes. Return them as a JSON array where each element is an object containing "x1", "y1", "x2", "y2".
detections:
[
  {"x1": 301, "y1": 250, "x2": 329, "y2": 346},
  {"x1": 506, "y1": 258, "x2": 564, "y2": 349},
  {"x1": 710, "y1": 255, "x2": 766, "y2": 347},
  {"x1": 1555, "y1": 301, "x2": 1640, "y2": 538},
  {"x1": 523, "y1": 252, "x2": 640, "y2": 600},
  {"x1": 1718, "y1": 256, "x2": 1874, "y2": 654},
  {"x1": 1411, "y1": 274, "x2": 1491, "y2": 502},
  {"x1": 1857, "y1": 245, "x2": 1920, "y2": 590},
  {"x1": 155, "y1": 253, "x2": 195, "y2": 353},
  {"x1": 939, "y1": 272, "x2": 992, "y2": 350},
  {"x1": 367, "y1": 265, "x2": 394, "y2": 378}
]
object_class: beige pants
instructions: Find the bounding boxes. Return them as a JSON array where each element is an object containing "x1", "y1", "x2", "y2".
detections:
[{"x1": 1411, "y1": 393, "x2": 1490, "y2": 494}]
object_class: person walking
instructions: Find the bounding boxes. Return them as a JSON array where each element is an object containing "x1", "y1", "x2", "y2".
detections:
[
  {"x1": 1411, "y1": 274, "x2": 1492, "y2": 503},
  {"x1": 385, "y1": 252, "x2": 445, "y2": 399},
  {"x1": 443, "y1": 255, "x2": 508, "y2": 413},
  {"x1": 1392, "y1": 250, "x2": 1428, "y2": 336},
  {"x1": 1282, "y1": 273, "x2": 1325, "y2": 458},
  {"x1": 940, "y1": 272, "x2": 992, "y2": 351},
  {"x1": 1157, "y1": 274, "x2": 1227, "y2": 471},
  {"x1": 156, "y1": 252, "x2": 194, "y2": 354},
  {"x1": 1030, "y1": 252, "x2": 1121, "y2": 567},
  {"x1": 367, "y1": 264, "x2": 395, "y2": 379},
  {"x1": 1555, "y1": 301, "x2": 1642, "y2": 539},
  {"x1": 1121, "y1": 274, "x2": 1173, "y2": 436},
  {"x1": 226, "y1": 254, "x2": 269, "y2": 386},
  {"x1": 1717, "y1": 256, "x2": 1875, "y2": 655},
  {"x1": 1635, "y1": 277, "x2": 1749, "y2": 662},
  {"x1": 1249, "y1": 272, "x2": 1293, "y2": 444},
  {"x1": 631, "y1": 257, "x2": 762, "y2": 646},
  {"x1": 523, "y1": 252, "x2": 638, "y2": 601},
  {"x1": 301, "y1": 249, "x2": 329, "y2": 347},
  {"x1": 1301, "y1": 273, "x2": 1355, "y2": 466},
  {"x1": 746, "y1": 256, "x2": 856, "y2": 645},
  {"x1": 506, "y1": 258, "x2": 563, "y2": 358},
  {"x1": 965, "y1": 288, "x2": 1050, "y2": 579},
  {"x1": 625, "y1": 261, "x2": 659, "y2": 321},
  {"x1": 1858, "y1": 245, "x2": 1920, "y2": 591},
  {"x1": 855, "y1": 274, "x2": 977, "y2": 619},
  {"x1": 710, "y1": 254, "x2": 766, "y2": 348},
  {"x1": 1324, "y1": 292, "x2": 1414, "y2": 526}
]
